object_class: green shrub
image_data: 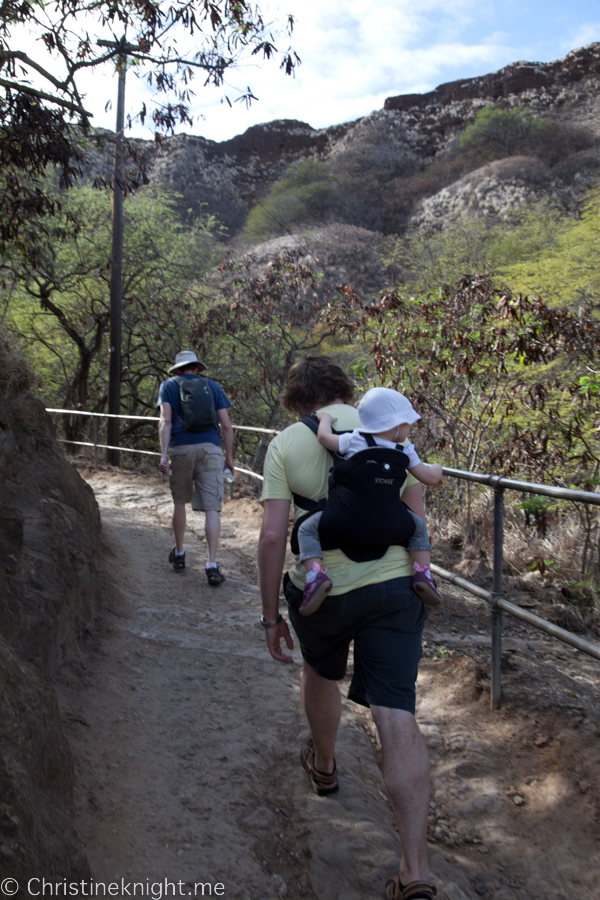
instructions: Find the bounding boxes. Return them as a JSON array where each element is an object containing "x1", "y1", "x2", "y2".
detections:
[
  {"x1": 459, "y1": 105, "x2": 551, "y2": 158},
  {"x1": 459, "y1": 104, "x2": 594, "y2": 166},
  {"x1": 244, "y1": 159, "x2": 340, "y2": 241}
]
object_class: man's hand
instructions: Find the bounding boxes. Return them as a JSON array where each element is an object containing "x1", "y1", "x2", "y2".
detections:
[
  {"x1": 218, "y1": 408, "x2": 235, "y2": 477},
  {"x1": 159, "y1": 454, "x2": 170, "y2": 476},
  {"x1": 259, "y1": 498, "x2": 292, "y2": 663},
  {"x1": 265, "y1": 619, "x2": 295, "y2": 664}
]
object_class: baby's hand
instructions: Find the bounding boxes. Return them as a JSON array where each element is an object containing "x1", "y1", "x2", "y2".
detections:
[
  {"x1": 316, "y1": 411, "x2": 337, "y2": 424},
  {"x1": 429, "y1": 464, "x2": 444, "y2": 484}
]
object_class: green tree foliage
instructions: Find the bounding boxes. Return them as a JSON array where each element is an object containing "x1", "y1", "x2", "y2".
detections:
[
  {"x1": 458, "y1": 103, "x2": 593, "y2": 167},
  {"x1": 326, "y1": 272, "x2": 600, "y2": 488},
  {"x1": 328, "y1": 271, "x2": 600, "y2": 578},
  {"x1": 188, "y1": 250, "x2": 340, "y2": 467},
  {"x1": 382, "y1": 217, "x2": 499, "y2": 291},
  {"x1": 244, "y1": 160, "x2": 340, "y2": 242},
  {"x1": 383, "y1": 201, "x2": 566, "y2": 295},
  {"x1": 499, "y1": 190, "x2": 600, "y2": 312},
  {"x1": 3, "y1": 186, "x2": 220, "y2": 443},
  {"x1": 387, "y1": 187, "x2": 600, "y2": 313},
  {"x1": 459, "y1": 105, "x2": 550, "y2": 158}
]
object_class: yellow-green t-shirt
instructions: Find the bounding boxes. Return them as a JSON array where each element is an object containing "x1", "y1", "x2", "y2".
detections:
[{"x1": 260, "y1": 403, "x2": 416, "y2": 594}]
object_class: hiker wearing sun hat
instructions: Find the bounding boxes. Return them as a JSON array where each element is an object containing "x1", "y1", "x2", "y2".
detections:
[
  {"x1": 157, "y1": 350, "x2": 234, "y2": 585},
  {"x1": 295, "y1": 386, "x2": 444, "y2": 614}
]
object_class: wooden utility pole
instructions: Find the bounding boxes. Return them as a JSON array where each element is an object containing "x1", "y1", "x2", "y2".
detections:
[{"x1": 97, "y1": 38, "x2": 141, "y2": 465}]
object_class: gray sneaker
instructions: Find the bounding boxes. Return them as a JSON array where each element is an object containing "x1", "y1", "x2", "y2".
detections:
[
  {"x1": 206, "y1": 564, "x2": 225, "y2": 586},
  {"x1": 168, "y1": 548, "x2": 185, "y2": 571}
]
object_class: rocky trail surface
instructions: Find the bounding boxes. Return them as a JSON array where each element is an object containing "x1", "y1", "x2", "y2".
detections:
[{"x1": 55, "y1": 466, "x2": 600, "y2": 900}]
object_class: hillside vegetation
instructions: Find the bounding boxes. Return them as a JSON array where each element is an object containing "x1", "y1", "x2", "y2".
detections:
[
  {"x1": 2, "y1": 45, "x2": 600, "y2": 607},
  {"x1": 242, "y1": 102, "x2": 598, "y2": 242}
]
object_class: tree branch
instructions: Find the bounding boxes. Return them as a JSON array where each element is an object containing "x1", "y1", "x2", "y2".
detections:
[
  {"x1": 0, "y1": 49, "x2": 66, "y2": 90},
  {"x1": 37, "y1": 290, "x2": 90, "y2": 357},
  {"x1": 0, "y1": 77, "x2": 92, "y2": 117}
]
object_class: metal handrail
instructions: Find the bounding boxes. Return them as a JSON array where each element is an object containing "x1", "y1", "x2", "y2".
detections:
[
  {"x1": 431, "y1": 564, "x2": 600, "y2": 661},
  {"x1": 437, "y1": 466, "x2": 600, "y2": 708},
  {"x1": 442, "y1": 466, "x2": 600, "y2": 506},
  {"x1": 48, "y1": 407, "x2": 600, "y2": 704}
]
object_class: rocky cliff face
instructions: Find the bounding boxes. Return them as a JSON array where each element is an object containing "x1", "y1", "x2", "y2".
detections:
[
  {"x1": 106, "y1": 43, "x2": 600, "y2": 237},
  {"x1": 384, "y1": 43, "x2": 600, "y2": 116},
  {"x1": 0, "y1": 334, "x2": 101, "y2": 887},
  {"x1": 0, "y1": 398, "x2": 102, "y2": 672}
]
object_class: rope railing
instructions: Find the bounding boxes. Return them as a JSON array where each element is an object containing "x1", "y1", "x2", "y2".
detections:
[
  {"x1": 46, "y1": 408, "x2": 275, "y2": 481},
  {"x1": 47, "y1": 407, "x2": 600, "y2": 703},
  {"x1": 47, "y1": 408, "x2": 160, "y2": 422},
  {"x1": 45, "y1": 408, "x2": 280, "y2": 434},
  {"x1": 57, "y1": 439, "x2": 160, "y2": 456}
]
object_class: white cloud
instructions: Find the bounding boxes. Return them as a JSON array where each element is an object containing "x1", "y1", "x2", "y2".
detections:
[
  {"x1": 166, "y1": 0, "x2": 512, "y2": 140},
  {"x1": 7, "y1": 0, "x2": 599, "y2": 144},
  {"x1": 560, "y1": 22, "x2": 600, "y2": 56},
  {"x1": 11, "y1": 0, "x2": 509, "y2": 141}
]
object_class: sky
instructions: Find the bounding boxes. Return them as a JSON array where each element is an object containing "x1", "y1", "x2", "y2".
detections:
[{"x1": 17, "y1": 0, "x2": 600, "y2": 144}]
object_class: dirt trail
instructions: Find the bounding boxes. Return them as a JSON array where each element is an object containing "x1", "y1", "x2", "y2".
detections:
[{"x1": 55, "y1": 466, "x2": 600, "y2": 900}]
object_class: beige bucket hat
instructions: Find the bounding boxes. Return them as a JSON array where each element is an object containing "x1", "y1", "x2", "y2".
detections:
[{"x1": 168, "y1": 350, "x2": 206, "y2": 374}]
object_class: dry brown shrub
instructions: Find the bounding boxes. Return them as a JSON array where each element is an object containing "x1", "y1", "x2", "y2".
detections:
[
  {"x1": 0, "y1": 326, "x2": 35, "y2": 398},
  {"x1": 428, "y1": 488, "x2": 599, "y2": 629}
]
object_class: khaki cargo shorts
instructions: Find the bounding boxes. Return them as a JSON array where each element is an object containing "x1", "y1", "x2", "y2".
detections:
[{"x1": 168, "y1": 443, "x2": 224, "y2": 511}]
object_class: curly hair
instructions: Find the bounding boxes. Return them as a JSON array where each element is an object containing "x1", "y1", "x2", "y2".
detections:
[{"x1": 279, "y1": 353, "x2": 355, "y2": 413}]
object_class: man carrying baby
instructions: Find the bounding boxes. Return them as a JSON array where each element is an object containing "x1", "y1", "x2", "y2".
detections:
[
  {"x1": 258, "y1": 353, "x2": 437, "y2": 900},
  {"x1": 297, "y1": 386, "x2": 443, "y2": 615}
]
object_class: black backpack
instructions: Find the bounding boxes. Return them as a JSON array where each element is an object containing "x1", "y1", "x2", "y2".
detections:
[
  {"x1": 290, "y1": 413, "x2": 416, "y2": 563},
  {"x1": 174, "y1": 376, "x2": 218, "y2": 433}
]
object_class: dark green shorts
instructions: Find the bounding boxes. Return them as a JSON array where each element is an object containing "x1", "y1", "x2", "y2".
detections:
[{"x1": 284, "y1": 574, "x2": 427, "y2": 713}]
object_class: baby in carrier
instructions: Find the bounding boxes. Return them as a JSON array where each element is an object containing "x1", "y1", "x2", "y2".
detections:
[{"x1": 297, "y1": 387, "x2": 443, "y2": 615}]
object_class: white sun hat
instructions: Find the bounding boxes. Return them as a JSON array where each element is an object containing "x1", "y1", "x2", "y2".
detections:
[
  {"x1": 168, "y1": 350, "x2": 206, "y2": 373},
  {"x1": 358, "y1": 387, "x2": 421, "y2": 433}
]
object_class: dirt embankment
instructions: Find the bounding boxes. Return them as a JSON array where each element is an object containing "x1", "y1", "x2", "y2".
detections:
[
  {"x1": 0, "y1": 396, "x2": 102, "y2": 888},
  {"x1": 53, "y1": 466, "x2": 600, "y2": 900}
]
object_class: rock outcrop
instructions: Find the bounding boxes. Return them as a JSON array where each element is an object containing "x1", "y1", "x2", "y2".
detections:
[
  {"x1": 408, "y1": 155, "x2": 588, "y2": 230},
  {"x1": 236, "y1": 224, "x2": 396, "y2": 297},
  {"x1": 384, "y1": 43, "x2": 600, "y2": 114},
  {"x1": 0, "y1": 398, "x2": 102, "y2": 672},
  {"x1": 0, "y1": 333, "x2": 102, "y2": 888},
  {"x1": 83, "y1": 43, "x2": 600, "y2": 237}
]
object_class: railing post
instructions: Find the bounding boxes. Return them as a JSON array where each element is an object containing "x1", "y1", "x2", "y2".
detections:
[{"x1": 491, "y1": 481, "x2": 504, "y2": 710}]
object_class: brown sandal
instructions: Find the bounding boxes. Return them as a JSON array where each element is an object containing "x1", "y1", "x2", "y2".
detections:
[
  {"x1": 300, "y1": 737, "x2": 339, "y2": 796},
  {"x1": 384, "y1": 878, "x2": 437, "y2": 900}
]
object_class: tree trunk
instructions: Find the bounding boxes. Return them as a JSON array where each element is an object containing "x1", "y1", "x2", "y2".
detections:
[{"x1": 62, "y1": 352, "x2": 93, "y2": 451}]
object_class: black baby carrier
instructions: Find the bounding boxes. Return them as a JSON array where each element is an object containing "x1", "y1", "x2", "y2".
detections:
[{"x1": 290, "y1": 413, "x2": 416, "y2": 563}]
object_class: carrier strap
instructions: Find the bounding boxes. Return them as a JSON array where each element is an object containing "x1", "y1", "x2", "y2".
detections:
[
  {"x1": 292, "y1": 492, "x2": 321, "y2": 512},
  {"x1": 292, "y1": 412, "x2": 349, "y2": 510}
]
